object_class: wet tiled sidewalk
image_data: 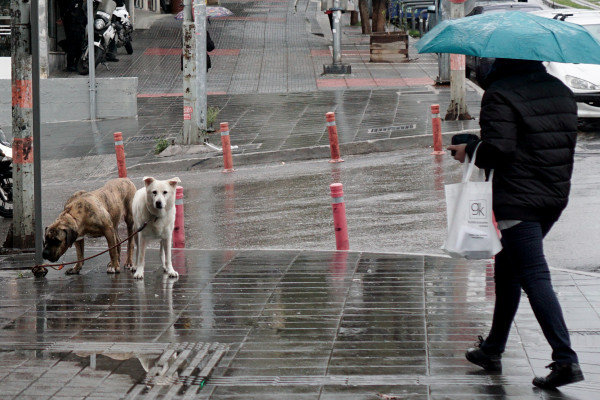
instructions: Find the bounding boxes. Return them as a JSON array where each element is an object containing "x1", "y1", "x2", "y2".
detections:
[
  {"x1": 41, "y1": 0, "x2": 484, "y2": 171},
  {"x1": 52, "y1": 0, "x2": 441, "y2": 96},
  {"x1": 1, "y1": 250, "x2": 598, "y2": 399}
]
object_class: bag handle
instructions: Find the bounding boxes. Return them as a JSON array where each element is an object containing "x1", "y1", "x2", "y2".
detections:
[{"x1": 462, "y1": 142, "x2": 494, "y2": 183}]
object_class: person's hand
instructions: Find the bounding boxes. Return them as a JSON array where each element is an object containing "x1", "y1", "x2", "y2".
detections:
[{"x1": 447, "y1": 144, "x2": 467, "y2": 163}]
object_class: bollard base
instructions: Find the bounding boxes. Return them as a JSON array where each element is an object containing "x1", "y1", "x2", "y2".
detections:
[
  {"x1": 329, "y1": 158, "x2": 344, "y2": 163},
  {"x1": 323, "y1": 64, "x2": 352, "y2": 75},
  {"x1": 431, "y1": 151, "x2": 445, "y2": 156},
  {"x1": 222, "y1": 168, "x2": 235, "y2": 173}
]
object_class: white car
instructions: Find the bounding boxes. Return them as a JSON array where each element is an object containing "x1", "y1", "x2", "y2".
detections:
[{"x1": 531, "y1": 10, "x2": 600, "y2": 119}]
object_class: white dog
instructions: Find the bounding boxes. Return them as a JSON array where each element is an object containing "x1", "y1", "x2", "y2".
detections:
[{"x1": 131, "y1": 176, "x2": 181, "y2": 279}]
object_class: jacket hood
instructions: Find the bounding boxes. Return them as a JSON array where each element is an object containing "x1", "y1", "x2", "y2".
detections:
[{"x1": 481, "y1": 58, "x2": 546, "y2": 90}]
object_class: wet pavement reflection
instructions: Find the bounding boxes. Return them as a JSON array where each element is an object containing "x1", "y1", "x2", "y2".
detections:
[{"x1": 0, "y1": 249, "x2": 598, "y2": 398}]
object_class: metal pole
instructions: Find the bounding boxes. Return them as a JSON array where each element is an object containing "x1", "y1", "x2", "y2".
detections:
[
  {"x1": 194, "y1": 0, "x2": 207, "y2": 142},
  {"x1": 48, "y1": 0, "x2": 56, "y2": 42},
  {"x1": 323, "y1": 1, "x2": 350, "y2": 74},
  {"x1": 32, "y1": 0, "x2": 42, "y2": 262},
  {"x1": 10, "y1": 0, "x2": 35, "y2": 249},
  {"x1": 445, "y1": 0, "x2": 470, "y2": 120},
  {"x1": 332, "y1": 0, "x2": 341, "y2": 64},
  {"x1": 87, "y1": 0, "x2": 96, "y2": 120},
  {"x1": 180, "y1": 0, "x2": 197, "y2": 145}
]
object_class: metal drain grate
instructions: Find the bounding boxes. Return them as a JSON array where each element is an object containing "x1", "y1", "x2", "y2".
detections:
[
  {"x1": 128, "y1": 342, "x2": 228, "y2": 399},
  {"x1": 0, "y1": 341, "x2": 228, "y2": 399},
  {"x1": 126, "y1": 135, "x2": 169, "y2": 143},
  {"x1": 367, "y1": 124, "x2": 416, "y2": 134}
]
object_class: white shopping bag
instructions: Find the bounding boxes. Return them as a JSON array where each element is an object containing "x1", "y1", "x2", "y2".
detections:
[{"x1": 442, "y1": 146, "x2": 502, "y2": 259}]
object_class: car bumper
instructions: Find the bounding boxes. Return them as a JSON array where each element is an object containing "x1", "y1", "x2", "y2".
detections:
[{"x1": 574, "y1": 93, "x2": 600, "y2": 118}]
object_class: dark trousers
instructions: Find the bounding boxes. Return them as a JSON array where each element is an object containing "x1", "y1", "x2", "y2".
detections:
[
  {"x1": 481, "y1": 220, "x2": 579, "y2": 364},
  {"x1": 66, "y1": 27, "x2": 84, "y2": 67}
]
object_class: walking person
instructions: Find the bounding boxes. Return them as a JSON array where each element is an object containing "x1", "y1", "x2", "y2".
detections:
[{"x1": 447, "y1": 58, "x2": 584, "y2": 389}]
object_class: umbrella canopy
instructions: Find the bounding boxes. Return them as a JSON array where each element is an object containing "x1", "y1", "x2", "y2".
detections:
[
  {"x1": 415, "y1": 11, "x2": 600, "y2": 65},
  {"x1": 175, "y1": 6, "x2": 234, "y2": 21}
]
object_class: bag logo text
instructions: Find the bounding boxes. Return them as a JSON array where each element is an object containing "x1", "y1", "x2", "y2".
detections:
[{"x1": 469, "y1": 199, "x2": 487, "y2": 219}]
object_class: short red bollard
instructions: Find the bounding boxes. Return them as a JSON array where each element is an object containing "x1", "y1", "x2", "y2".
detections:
[
  {"x1": 330, "y1": 183, "x2": 349, "y2": 250},
  {"x1": 431, "y1": 104, "x2": 445, "y2": 155},
  {"x1": 220, "y1": 122, "x2": 234, "y2": 173},
  {"x1": 326, "y1": 112, "x2": 344, "y2": 163},
  {"x1": 173, "y1": 186, "x2": 185, "y2": 248},
  {"x1": 113, "y1": 132, "x2": 127, "y2": 177}
]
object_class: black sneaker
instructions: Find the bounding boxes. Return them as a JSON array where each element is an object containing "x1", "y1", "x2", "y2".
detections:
[
  {"x1": 106, "y1": 54, "x2": 119, "y2": 62},
  {"x1": 532, "y1": 362, "x2": 584, "y2": 389},
  {"x1": 465, "y1": 335, "x2": 502, "y2": 372}
]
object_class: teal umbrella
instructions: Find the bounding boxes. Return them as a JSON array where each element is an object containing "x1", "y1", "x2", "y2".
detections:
[{"x1": 415, "y1": 11, "x2": 600, "y2": 64}]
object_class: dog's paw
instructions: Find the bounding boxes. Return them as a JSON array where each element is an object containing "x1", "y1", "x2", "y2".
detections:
[
  {"x1": 65, "y1": 267, "x2": 80, "y2": 275},
  {"x1": 133, "y1": 270, "x2": 144, "y2": 280},
  {"x1": 167, "y1": 270, "x2": 179, "y2": 278},
  {"x1": 106, "y1": 261, "x2": 120, "y2": 274}
]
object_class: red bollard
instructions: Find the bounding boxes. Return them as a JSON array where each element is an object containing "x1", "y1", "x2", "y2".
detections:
[
  {"x1": 431, "y1": 104, "x2": 445, "y2": 155},
  {"x1": 330, "y1": 183, "x2": 349, "y2": 250},
  {"x1": 326, "y1": 112, "x2": 344, "y2": 163},
  {"x1": 173, "y1": 186, "x2": 185, "y2": 248},
  {"x1": 220, "y1": 122, "x2": 234, "y2": 173},
  {"x1": 113, "y1": 132, "x2": 127, "y2": 177}
]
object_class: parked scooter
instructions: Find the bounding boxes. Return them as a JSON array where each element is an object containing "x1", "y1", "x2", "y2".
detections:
[
  {"x1": 0, "y1": 128, "x2": 13, "y2": 219},
  {"x1": 77, "y1": 0, "x2": 117, "y2": 75},
  {"x1": 112, "y1": 4, "x2": 133, "y2": 55}
]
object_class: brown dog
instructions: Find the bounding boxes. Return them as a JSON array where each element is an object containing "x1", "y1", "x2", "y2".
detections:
[{"x1": 42, "y1": 178, "x2": 137, "y2": 275}]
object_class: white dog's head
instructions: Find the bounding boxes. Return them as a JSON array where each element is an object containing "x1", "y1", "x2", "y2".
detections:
[{"x1": 143, "y1": 176, "x2": 181, "y2": 213}]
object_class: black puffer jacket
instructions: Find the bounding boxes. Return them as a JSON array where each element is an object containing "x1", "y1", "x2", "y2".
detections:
[{"x1": 465, "y1": 59, "x2": 578, "y2": 222}]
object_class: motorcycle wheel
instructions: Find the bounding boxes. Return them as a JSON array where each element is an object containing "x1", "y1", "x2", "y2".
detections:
[
  {"x1": 0, "y1": 177, "x2": 13, "y2": 219},
  {"x1": 125, "y1": 40, "x2": 133, "y2": 55}
]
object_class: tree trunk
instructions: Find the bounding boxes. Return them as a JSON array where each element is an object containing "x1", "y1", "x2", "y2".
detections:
[
  {"x1": 350, "y1": 10, "x2": 359, "y2": 26},
  {"x1": 358, "y1": 0, "x2": 371, "y2": 34},
  {"x1": 372, "y1": 0, "x2": 387, "y2": 33}
]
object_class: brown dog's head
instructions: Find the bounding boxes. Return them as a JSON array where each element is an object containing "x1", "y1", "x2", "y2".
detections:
[{"x1": 42, "y1": 224, "x2": 78, "y2": 262}]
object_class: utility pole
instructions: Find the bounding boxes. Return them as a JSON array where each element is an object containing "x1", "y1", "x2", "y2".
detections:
[
  {"x1": 445, "y1": 0, "x2": 471, "y2": 120},
  {"x1": 10, "y1": 0, "x2": 36, "y2": 250},
  {"x1": 180, "y1": 0, "x2": 207, "y2": 145}
]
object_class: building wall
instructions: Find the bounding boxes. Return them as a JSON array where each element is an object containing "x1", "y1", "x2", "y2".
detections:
[{"x1": 0, "y1": 77, "x2": 138, "y2": 124}]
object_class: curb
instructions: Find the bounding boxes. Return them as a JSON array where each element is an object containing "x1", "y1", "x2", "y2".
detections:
[{"x1": 127, "y1": 130, "x2": 477, "y2": 173}]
